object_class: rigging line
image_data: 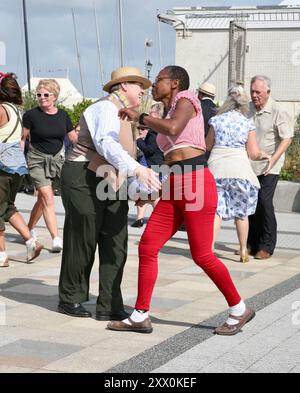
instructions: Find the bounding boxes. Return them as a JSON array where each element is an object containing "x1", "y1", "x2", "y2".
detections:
[
  {"x1": 157, "y1": 8, "x2": 163, "y2": 69},
  {"x1": 107, "y1": 0, "x2": 119, "y2": 74},
  {"x1": 121, "y1": 1, "x2": 131, "y2": 65},
  {"x1": 93, "y1": 0, "x2": 104, "y2": 94},
  {"x1": 71, "y1": 8, "x2": 85, "y2": 98},
  {"x1": 118, "y1": 0, "x2": 124, "y2": 67}
]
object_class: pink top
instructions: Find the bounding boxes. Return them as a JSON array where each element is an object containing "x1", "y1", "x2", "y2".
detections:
[{"x1": 156, "y1": 90, "x2": 206, "y2": 155}]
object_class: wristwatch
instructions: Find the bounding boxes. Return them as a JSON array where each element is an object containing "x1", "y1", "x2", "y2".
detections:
[{"x1": 139, "y1": 112, "x2": 149, "y2": 126}]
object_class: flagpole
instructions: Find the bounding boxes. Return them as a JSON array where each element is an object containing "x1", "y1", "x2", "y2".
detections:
[{"x1": 22, "y1": 0, "x2": 31, "y2": 91}]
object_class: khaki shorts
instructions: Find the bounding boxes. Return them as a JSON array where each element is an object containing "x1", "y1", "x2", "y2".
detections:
[{"x1": 27, "y1": 147, "x2": 64, "y2": 190}]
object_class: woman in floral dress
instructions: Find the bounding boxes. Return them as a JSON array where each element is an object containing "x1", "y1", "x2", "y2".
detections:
[{"x1": 206, "y1": 86, "x2": 269, "y2": 262}]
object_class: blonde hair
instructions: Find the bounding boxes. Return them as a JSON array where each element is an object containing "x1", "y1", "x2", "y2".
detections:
[
  {"x1": 217, "y1": 86, "x2": 249, "y2": 117},
  {"x1": 36, "y1": 79, "x2": 60, "y2": 98}
]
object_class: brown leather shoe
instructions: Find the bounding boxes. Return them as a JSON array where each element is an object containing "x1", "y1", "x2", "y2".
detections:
[
  {"x1": 255, "y1": 250, "x2": 271, "y2": 260},
  {"x1": 214, "y1": 307, "x2": 255, "y2": 336},
  {"x1": 107, "y1": 317, "x2": 153, "y2": 333}
]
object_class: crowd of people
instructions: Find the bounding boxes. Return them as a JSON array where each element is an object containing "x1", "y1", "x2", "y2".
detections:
[{"x1": 0, "y1": 65, "x2": 294, "y2": 336}]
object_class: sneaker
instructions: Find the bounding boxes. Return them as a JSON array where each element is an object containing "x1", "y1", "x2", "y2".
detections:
[
  {"x1": 30, "y1": 229, "x2": 38, "y2": 241},
  {"x1": 52, "y1": 237, "x2": 63, "y2": 253},
  {"x1": 0, "y1": 255, "x2": 9, "y2": 268},
  {"x1": 26, "y1": 240, "x2": 44, "y2": 263}
]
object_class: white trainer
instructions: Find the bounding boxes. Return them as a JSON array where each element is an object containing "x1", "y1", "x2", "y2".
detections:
[
  {"x1": 0, "y1": 255, "x2": 9, "y2": 268},
  {"x1": 26, "y1": 240, "x2": 44, "y2": 263},
  {"x1": 52, "y1": 237, "x2": 63, "y2": 253}
]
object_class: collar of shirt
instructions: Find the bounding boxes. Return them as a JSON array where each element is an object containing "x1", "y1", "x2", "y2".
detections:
[
  {"x1": 201, "y1": 97, "x2": 214, "y2": 103},
  {"x1": 251, "y1": 97, "x2": 273, "y2": 117}
]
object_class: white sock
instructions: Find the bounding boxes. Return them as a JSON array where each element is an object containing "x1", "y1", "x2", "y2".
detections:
[
  {"x1": 0, "y1": 251, "x2": 8, "y2": 259},
  {"x1": 25, "y1": 238, "x2": 35, "y2": 246},
  {"x1": 226, "y1": 300, "x2": 246, "y2": 326},
  {"x1": 30, "y1": 229, "x2": 37, "y2": 240},
  {"x1": 123, "y1": 309, "x2": 149, "y2": 326}
]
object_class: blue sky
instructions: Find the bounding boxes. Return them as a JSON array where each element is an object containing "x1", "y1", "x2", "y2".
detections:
[{"x1": 0, "y1": 0, "x2": 283, "y2": 97}]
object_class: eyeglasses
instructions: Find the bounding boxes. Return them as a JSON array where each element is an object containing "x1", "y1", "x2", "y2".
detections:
[
  {"x1": 154, "y1": 77, "x2": 175, "y2": 84},
  {"x1": 36, "y1": 93, "x2": 54, "y2": 98}
]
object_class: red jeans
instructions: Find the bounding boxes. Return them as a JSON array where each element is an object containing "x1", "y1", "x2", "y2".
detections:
[{"x1": 135, "y1": 168, "x2": 241, "y2": 310}]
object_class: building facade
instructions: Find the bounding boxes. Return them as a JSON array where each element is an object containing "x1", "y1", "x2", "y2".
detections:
[{"x1": 165, "y1": 5, "x2": 300, "y2": 119}]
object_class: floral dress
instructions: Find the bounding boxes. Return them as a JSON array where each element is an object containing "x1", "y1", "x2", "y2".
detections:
[{"x1": 208, "y1": 110, "x2": 259, "y2": 220}]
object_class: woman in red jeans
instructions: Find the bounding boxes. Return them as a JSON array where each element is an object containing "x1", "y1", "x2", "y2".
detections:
[{"x1": 108, "y1": 66, "x2": 255, "y2": 336}]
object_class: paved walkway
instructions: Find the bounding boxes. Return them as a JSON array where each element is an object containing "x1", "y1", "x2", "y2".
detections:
[{"x1": 0, "y1": 193, "x2": 299, "y2": 373}]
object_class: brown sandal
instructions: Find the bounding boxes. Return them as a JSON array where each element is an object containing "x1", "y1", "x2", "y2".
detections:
[{"x1": 214, "y1": 307, "x2": 255, "y2": 336}]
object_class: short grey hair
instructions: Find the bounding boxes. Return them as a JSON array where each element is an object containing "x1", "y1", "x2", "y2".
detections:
[{"x1": 251, "y1": 75, "x2": 271, "y2": 90}]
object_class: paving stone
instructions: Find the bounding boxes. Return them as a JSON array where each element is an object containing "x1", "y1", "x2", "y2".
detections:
[
  {"x1": 0, "y1": 339, "x2": 83, "y2": 369},
  {"x1": 0, "y1": 195, "x2": 299, "y2": 373}
]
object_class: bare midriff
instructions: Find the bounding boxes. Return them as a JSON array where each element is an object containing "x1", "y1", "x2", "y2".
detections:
[{"x1": 164, "y1": 146, "x2": 205, "y2": 166}]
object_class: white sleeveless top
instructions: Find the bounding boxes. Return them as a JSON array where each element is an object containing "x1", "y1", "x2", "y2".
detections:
[{"x1": 0, "y1": 103, "x2": 22, "y2": 143}]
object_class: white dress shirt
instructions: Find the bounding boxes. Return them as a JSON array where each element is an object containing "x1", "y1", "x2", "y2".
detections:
[{"x1": 83, "y1": 100, "x2": 140, "y2": 176}]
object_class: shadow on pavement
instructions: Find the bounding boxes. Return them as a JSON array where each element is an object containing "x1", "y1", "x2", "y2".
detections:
[
  {"x1": 150, "y1": 315, "x2": 215, "y2": 330},
  {"x1": 0, "y1": 278, "x2": 93, "y2": 316}
]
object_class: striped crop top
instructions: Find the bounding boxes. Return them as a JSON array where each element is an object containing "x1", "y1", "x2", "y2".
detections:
[{"x1": 156, "y1": 90, "x2": 206, "y2": 156}]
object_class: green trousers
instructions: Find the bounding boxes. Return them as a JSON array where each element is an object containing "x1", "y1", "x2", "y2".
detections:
[
  {"x1": 0, "y1": 170, "x2": 23, "y2": 231},
  {"x1": 59, "y1": 161, "x2": 129, "y2": 313}
]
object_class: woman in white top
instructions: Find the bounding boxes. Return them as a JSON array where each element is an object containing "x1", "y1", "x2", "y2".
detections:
[{"x1": 0, "y1": 72, "x2": 43, "y2": 267}]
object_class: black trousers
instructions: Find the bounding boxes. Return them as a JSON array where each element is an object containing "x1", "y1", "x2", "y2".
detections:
[
  {"x1": 248, "y1": 174, "x2": 279, "y2": 255},
  {"x1": 59, "y1": 161, "x2": 129, "y2": 313}
]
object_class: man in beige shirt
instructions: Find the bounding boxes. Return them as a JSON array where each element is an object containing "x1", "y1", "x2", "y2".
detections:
[{"x1": 248, "y1": 75, "x2": 294, "y2": 259}]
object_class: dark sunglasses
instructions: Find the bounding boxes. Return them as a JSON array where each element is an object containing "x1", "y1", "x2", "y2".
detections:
[{"x1": 36, "y1": 93, "x2": 54, "y2": 98}]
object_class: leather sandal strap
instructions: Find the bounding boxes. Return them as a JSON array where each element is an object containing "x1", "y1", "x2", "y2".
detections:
[{"x1": 228, "y1": 314, "x2": 243, "y2": 321}]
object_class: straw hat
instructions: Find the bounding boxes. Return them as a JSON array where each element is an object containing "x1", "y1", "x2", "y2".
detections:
[
  {"x1": 103, "y1": 67, "x2": 151, "y2": 92},
  {"x1": 198, "y1": 82, "x2": 216, "y2": 97}
]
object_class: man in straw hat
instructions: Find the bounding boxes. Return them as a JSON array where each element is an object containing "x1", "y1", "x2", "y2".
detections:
[{"x1": 58, "y1": 67, "x2": 161, "y2": 320}]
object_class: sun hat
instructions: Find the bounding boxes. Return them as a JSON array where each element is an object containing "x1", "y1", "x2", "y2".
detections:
[
  {"x1": 103, "y1": 67, "x2": 151, "y2": 92},
  {"x1": 198, "y1": 82, "x2": 216, "y2": 97}
]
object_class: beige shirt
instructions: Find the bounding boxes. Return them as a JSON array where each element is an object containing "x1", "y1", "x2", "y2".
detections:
[{"x1": 250, "y1": 97, "x2": 294, "y2": 176}]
